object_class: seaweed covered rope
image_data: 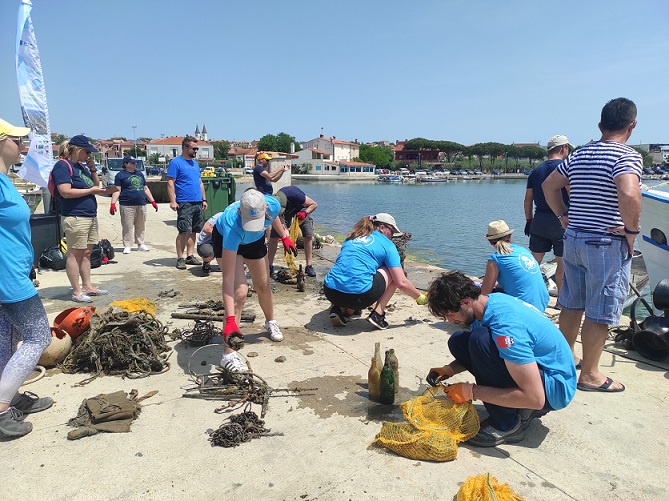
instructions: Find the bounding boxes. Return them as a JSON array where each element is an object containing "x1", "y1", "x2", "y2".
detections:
[{"x1": 61, "y1": 309, "x2": 172, "y2": 382}]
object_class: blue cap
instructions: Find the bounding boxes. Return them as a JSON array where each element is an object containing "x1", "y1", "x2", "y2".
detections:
[
  {"x1": 69, "y1": 135, "x2": 99, "y2": 153},
  {"x1": 122, "y1": 155, "x2": 137, "y2": 164}
]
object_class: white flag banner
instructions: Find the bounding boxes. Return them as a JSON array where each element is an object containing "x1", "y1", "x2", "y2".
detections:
[{"x1": 16, "y1": 0, "x2": 52, "y2": 187}]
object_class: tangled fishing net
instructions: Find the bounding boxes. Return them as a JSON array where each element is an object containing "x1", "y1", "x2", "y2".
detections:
[
  {"x1": 372, "y1": 387, "x2": 480, "y2": 461},
  {"x1": 170, "y1": 320, "x2": 217, "y2": 347},
  {"x1": 109, "y1": 297, "x2": 157, "y2": 315},
  {"x1": 61, "y1": 308, "x2": 171, "y2": 383},
  {"x1": 456, "y1": 473, "x2": 525, "y2": 501},
  {"x1": 208, "y1": 404, "x2": 273, "y2": 447}
]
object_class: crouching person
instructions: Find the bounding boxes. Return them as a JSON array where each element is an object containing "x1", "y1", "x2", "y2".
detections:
[{"x1": 425, "y1": 271, "x2": 576, "y2": 447}]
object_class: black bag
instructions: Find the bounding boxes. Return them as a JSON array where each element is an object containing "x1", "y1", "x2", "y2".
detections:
[
  {"x1": 38, "y1": 245, "x2": 67, "y2": 270},
  {"x1": 98, "y1": 238, "x2": 115, "y2": 261},
  {"x1": 90, "y1": 244, "x2": 103, "y2": 269}
]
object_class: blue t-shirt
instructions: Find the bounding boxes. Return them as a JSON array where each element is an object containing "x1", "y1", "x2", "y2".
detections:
[
  {"x1": 489, "y1": 244, "x2": 549, "y2": 311},
  {"x1": 0, "y1": 174, "x2": 37, "y2": 303},
  {"x1": 481, "y1": 293, "x2": 576, "y2": 410},
  {"x1": 115, "y1": 170, "x2": 147, "y2": 206},
  {"x1": 324, "y1": 231, "x2": 402, "y2": 294},
  {"x1": 167, "y1": 156, "x2": 202, "y2": 203},
  {"x1": 278, "y1": 186, "x2": 306, "y2": 219},
  {"x1": 51, "y1": 159, "x2": 97, "y2": 216},
  {"x1": 526, "y1": 159, "x2": 569, "y2": 213},
  {"x1": 253, "y1": 164, "x2": 273, "y2": 194},
  {"x1": 216, "y1": 195, "x2": 280, "y2": 251}
]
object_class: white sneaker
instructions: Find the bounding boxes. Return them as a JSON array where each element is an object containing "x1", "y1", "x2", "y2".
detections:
[
  {"x1": 123, "y1": 247, "x2": 131, "y2": 254},
  {"x1": 137, "y1": 244, "x2": 150, "y2": 252},
  {"x1": 264, "y1": 320, "x2": 284, "y2": 342},
  {"x1": 220, "y1": 351, "x2": 249, "y2": 373}
]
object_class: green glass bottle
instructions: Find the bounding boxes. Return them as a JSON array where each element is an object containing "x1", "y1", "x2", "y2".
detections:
[
  {"x1": 387, "y1": 348, "x2": 399, "y2": 393},
  {"x1": 379, "y1": 351, "x2": 395, "y2": 405}
]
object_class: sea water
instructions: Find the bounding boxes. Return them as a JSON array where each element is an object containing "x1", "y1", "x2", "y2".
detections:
[{"x1": 239, "y1": 178, "x2": 669, "y2": 277}]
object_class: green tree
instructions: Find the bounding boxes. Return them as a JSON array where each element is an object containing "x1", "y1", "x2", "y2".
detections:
[
  {"x1": 123, "y1": 148, "x2": 145, "y2": 158},
  {"x1": 52, "y1": 133, "x2": 69, "y2": 146},
  {"x1": 632, "y1": 147, "x2": 653, "y2": 167},
  {"x1": 257, "y1": 134, "x2": 277, "y2": 152},
  {"x1": 436, "y1": 141, "x2": 465, "y2": 163},
  {"x1": 469, "y1": 143, "x2": 486, "y2": 169},
  {"x1": 522, "y1": 145, "x2": 546, "y2": 167},
  {"x1": 148, "y1": 153, "x2": 160, "y2": 164},
  {"x1": 484, "y1": 142, "x2": 506, "y2": 169},
  {"x1": 257, "y1": 132, "x2": 301, "y2": 154},
  {"x1": 211, "y1": 140, "x2": 231, "y2": 160},
  {"x1": 359, "y1": 144, "x2": 394, "y2": 168}
]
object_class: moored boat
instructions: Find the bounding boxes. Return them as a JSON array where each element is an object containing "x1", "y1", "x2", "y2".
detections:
[{"x1": 639, "y1": 188, "x2": 669, "y2": 310}]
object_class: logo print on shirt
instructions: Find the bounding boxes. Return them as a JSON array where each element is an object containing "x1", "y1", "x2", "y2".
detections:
[
  {"x1": 352, "y1": 235, "x2": 375, "y2": 247},
  {"x1": 519, "y1": 254, "x2": 539, "y2": 274},
  {"x1": 496, "y1": 336, "x2": 514, "y2": 349}
]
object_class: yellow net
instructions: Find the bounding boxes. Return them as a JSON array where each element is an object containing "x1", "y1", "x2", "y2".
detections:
[
  {"x1": 371, "y1": 387, "x2": 480, "y2": 461},
  {"x1": 283, "y1": 216, "x2": 302, "y2": 271},
  {"x1": 456, "y1": 473, "x2": 526, "y2": 501},
  {"x1": 109, "y1": 298, "x2": 157, "y2": 316}
]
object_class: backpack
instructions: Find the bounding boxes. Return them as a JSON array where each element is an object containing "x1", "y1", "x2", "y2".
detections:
[
  {"x1": 98, "y1": 238, "x2": 115, "y2": 261},
  {"x1": 38, "y1": 245, "x2": 67, "y2": 270},
  {"x1": 91, "y1": 239, "x2": 115, "y2": 269},
  {"x1": 90, "y1": 245, "x2": 103, "y2": 269},
  {"x1": 47, "y1": 159, "x2": 73, "y2": 199}
]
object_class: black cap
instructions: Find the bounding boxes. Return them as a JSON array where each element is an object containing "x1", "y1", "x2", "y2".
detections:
[{"x1": 122, "y1": 155, "x2": 137, "y2": 164}]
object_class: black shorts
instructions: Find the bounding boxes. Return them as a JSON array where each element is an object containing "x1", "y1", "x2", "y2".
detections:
[
  {"x1": 323, "y1": 272, "x2": 386, "y2": 310},
  {"x1": 211, "y1": 228, "x2": 267, "y2": 260},
  {"x1": 529, "y1": 211, "x2": 565, "y2": 256},
  {"x1": 176, "y1": 202, "x2": 205, "y2": 234}
]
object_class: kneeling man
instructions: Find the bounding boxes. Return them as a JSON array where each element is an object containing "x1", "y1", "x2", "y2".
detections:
[{"x1": 425, "y1": 271, "x2": 576, "y2": 447}]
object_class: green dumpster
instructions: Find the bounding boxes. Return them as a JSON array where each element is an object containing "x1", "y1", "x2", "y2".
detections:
[{"x1": 202, "y1": 174, "x2": 236, "y2": 220}]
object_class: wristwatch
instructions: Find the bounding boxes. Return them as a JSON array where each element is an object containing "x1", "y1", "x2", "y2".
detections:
[{"x1": 624, "y1": 227, "x2": 640, "y2": 235}]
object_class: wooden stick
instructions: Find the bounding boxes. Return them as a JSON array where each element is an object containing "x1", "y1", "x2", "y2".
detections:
[{"x1": 171, "y1": 311, "x2": 256, "y2": 323}]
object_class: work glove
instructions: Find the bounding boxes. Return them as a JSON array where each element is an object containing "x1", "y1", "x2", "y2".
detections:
[
  {"x1": 524, "y1": 218, "x2": 533, "y2": 237},
  {"x1": 281, "y1": 235, "x2": 298, "y2": 256},
  {"x1": 416, "y1": 293, "x2": 428, "y2": 305},
  {"x1": 109, "y1": 203, "x2": 117, "y2": 216},
  {"x1": 223, "y1": 315, "x2": 242, "y2": 339},
  {"x1": 296, "y1": 211, "x2": 307, "y2": 221},
  {"x1": 443, "y1": 382, "x2": 474, "y2": 404},
  {"x1": 151, "y1": 201, "x2": 159, "y2": 211},
  {"x1": 426, "y1": 366, "x2": 455, "y2": 386}
]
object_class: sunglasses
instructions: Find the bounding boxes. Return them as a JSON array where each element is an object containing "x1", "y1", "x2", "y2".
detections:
[{"x1": 190, "y1": 146, "x2": 199, "y2": 151}]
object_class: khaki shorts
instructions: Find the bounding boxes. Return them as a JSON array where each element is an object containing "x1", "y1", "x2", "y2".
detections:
[{"x1": 61, "y1": 216, "x2": 99, "y2": 250}]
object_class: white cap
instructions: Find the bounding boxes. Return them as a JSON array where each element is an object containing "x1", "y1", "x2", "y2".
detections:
[
  {"x1": 239, "y1": 189, "x2": 267, "y2": 232},
  {"x1": 374, "y1": 213, "x2": 403, "y2": 236}
]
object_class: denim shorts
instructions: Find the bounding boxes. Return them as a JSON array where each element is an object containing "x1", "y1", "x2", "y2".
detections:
[
  {"x1": 176, "y1": 202, "x2": 204, "y2": 234},
  {"x1": 559, "y1": 228, "x2": 632, "y2": 324}
]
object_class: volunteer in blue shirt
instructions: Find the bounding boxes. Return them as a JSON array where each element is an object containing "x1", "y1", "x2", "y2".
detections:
[
  {"x1": 214, "y1": 189, "x2": 297, "y2": 372},
  {"x1": 480, "y1": 220, "x2": 549, "y2": 312},
  {"x1": 110, "y1": 156, "x2": 158, "y2": 254},
  {"x1": 167, "y1": 136, "x2": 207, "y2": 270},
  {"x1": 425, "y1": 270, "x2": 576, "y2": 447},
  {"x1": 0, "y1": 119, "x2": 53, "y2": 438},
  {"x1": 323, "y1": 213, "x2": 427, "y2": 330},
  {"x1": 51, "y1": 135, "x2": 115, "y2": 303}
]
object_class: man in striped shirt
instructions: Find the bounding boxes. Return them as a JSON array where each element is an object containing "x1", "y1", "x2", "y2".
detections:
[{"x1": 542, "y1": 97, "x2": 642, "y2": 394}]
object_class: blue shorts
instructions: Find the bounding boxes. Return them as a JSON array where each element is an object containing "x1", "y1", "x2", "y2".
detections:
[{"x1": 558, "y1": 228, "x2": 632, "y2": 325}]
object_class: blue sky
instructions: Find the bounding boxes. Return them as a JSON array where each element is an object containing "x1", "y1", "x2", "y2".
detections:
[{"x1": 1, "y1": 0, "x2": 667, "y2": 147}]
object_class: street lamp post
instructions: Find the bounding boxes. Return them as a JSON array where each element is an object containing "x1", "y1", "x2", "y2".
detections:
[
  {"x1": 161, "y1": 134, "x2": 165, "y2": 170},
  {"x1": 132, "y1": 125, "x2": 137, "y2": 159}
]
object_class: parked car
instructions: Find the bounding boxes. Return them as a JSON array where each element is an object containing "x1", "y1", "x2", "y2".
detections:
[
  {"x1": 244, "y1": 167, "x2": 254, "y2": 174},
  {"x1": 491, "y1": 169, "x2": 501, "y2": 175},
  {"x1": 643, "y1": 168, "x2": 654, "y2": 175}
]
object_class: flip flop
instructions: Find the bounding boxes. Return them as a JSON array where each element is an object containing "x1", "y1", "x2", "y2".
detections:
[
  {"x1": 84, "y1": 289, "x2": 108, "y2": 296},
  {"x1": 577, "y1": 377, "x2": 625, "y2": 393},
  {"x1": 575, "y1": 359, "x2": 582, "y2": 370}
]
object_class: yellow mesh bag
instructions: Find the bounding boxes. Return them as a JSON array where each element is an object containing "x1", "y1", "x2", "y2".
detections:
[
  {"x1": 283, "y1": 216, "x2": 302, "y2": 271},
  {"x1": 109, "y1": 298, "x2": 157, "y2": 316},
  {"x1": 456, "y1": 473, "x2": 525, "y2": 501},
  {"x1": 372, "y1": 387, "x2": 480, "y2": 461}
]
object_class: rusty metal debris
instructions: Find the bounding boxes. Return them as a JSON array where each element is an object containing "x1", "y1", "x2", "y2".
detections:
[
  {"x1": 208, "y1": 403, "x2": 281, "y2": 447},
  {"x1": 169, "y1": 320, "x2": 217, "y2": 347}
]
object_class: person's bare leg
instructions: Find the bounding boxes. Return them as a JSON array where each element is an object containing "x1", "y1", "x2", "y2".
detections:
[
  {"x1": 371, "y1": 267, "x2": 395, "y2": 315},
  {"x1": 555, "y1": 256, "x2": 564, "y2": 294},
  {"x1": 175, "y1": 233, "x2": 189, "y2": 259},
  {"x1": 531, "y1": 251, "x2": 545, "y2": 264},
  {"x1": 80, "y1": 245, "x2": 94, "y2": 291},
  {"x1": 304, "y1": 236, "x2": 313, "y2": 266},
  {"x1": 185, "y1": 233, "x2": 196, "y2": 257},
  {"x1": 66, "y1": 248, "x2": 86, "y2": 297},
  {"x1": 246, "y1": 256, "x2": 274, "y2": 321},
  {"x1": 218, "y1": 256, "x2": 247, "y2": 357},
  {"x1": 578, "y1": 318, "x2": 623, "y2": 389},
  {"x1": 267, "y1": 238, "x2": 279, "y2": 268},
  {"x1": 558, "y1": 308, "x2": 583, "y2": 365}
]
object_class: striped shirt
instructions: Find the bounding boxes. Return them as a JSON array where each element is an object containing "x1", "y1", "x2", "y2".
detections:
[{"x1": 556, "y1": 141, "x2": 642, "y2": 231}]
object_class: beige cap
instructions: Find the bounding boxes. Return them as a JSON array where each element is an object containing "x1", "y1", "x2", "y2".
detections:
[{"x1": 547, "y1": 134, "x2": 572, "y2": 150}]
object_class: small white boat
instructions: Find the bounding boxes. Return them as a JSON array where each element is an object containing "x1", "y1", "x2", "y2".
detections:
[
  {"x1": 417, "y1": 175, "x2": 449, "y2": 183},
  {"x1": 639, "y1": 188, "x2": 669, "y2": 311},
  {"x1": 376, "y1": 175, "x2": 402, "y2": 183}
]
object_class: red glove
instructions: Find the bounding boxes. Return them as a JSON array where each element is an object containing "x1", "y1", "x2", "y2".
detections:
[
  {"x1": 151, "y1": 201, "x2": 158, "y2": 211},
  {"x1": 296, "y1": 211, "x2": 307, "y2": 221},
  {"x1": 223, "y1": 316, "x2": 241, "y2": 339},
  {"x1": 109, "y1": 203, "x2": 117, "y2": 215},
  {"x1": 281, "y1": 235, "x2": 297, "y2": 256},
  {"x1": 443, "y1": 383, "x2": 474, "y2": 404}
]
